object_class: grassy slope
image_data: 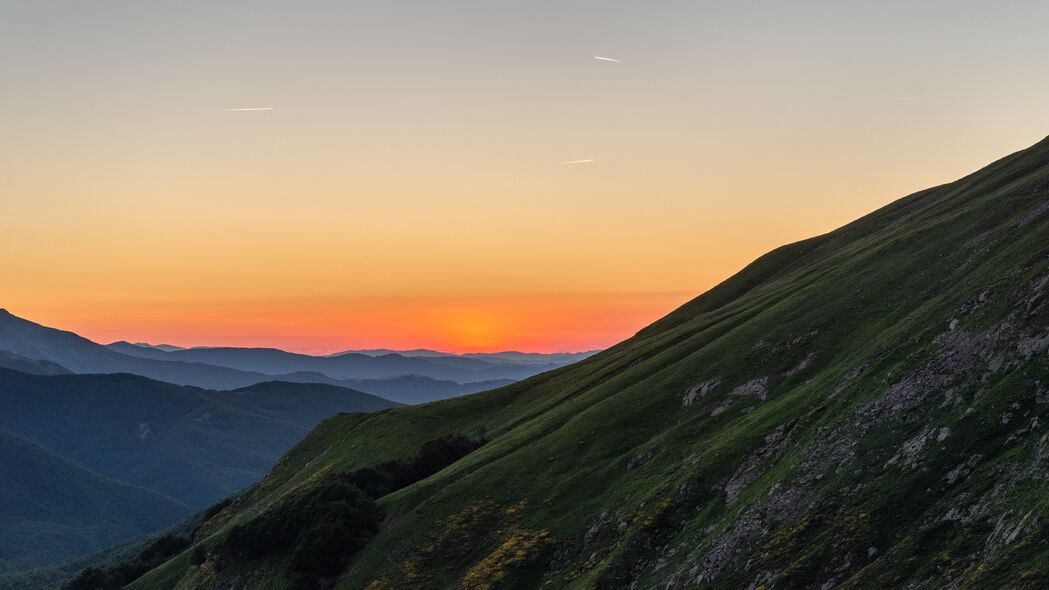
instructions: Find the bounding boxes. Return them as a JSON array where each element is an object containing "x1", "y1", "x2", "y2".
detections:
[
  {"x1": 133, "y1": 136, "x2": 1049, "y2": 589},
  {"x1": 0, "y1": 431, "x2": 190, "y2": 573}
]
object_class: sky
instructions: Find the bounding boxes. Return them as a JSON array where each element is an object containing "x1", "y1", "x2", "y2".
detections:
[{"x1": 3, "y1": 1, "x2": 1049, "y2": 354}]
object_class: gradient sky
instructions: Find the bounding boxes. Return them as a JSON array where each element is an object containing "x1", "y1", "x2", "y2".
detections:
[{"x1": 3, "y1": 1, "x2": 1049, "y2": 354}]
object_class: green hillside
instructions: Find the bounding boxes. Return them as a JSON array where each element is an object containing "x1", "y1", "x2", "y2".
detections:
[
  {"x1": 0, "y1": 430, "x2": 189, "y2": 574},
  {"x1": 128, "y1": 135, "x2": 1049, "y2": 589}
]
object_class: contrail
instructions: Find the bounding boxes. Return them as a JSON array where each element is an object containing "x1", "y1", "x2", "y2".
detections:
[
  {"x1": 222, "y1": 107, "x2": 274, "y2": 111},
  {"x1": 887, "y1": 97, "x2": 921, "y2": 102},
  {"x1": 594, "y1": 56, "x2": 620, "y2": 62},
  {"x1": 563, "y1": 159, "x2": 596, "y2": 165}
]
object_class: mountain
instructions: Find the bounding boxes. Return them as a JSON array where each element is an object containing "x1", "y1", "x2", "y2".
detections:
[
  {"x1": 0, "y1": 349, "x2": 71, "y2": 376},
  {"x1": 0, "y1": 513, "x2": 204, "y2": 590},
  {"x1": 0, "y1": 368, "x2": 397, "y2": 507},
  {"x1": 462, "y1": 350, "x2": 600, "y2": 366},
  {"x1": 0, "y1": 430, "x2": 189, "y2": 573},
  {"x1": 124, "y1": 136, "x2": 1049, "y2": 590},
  {"x1": 104, "y1": 341, "x2": 563, "y2": 381},
  {"x1": 219, "y1": 371, "x2": 512, "y2": 405},
  {"x1": 0, "y1": 313, "x2": 286, "y2": 389},
  {"x1": 332, "y1": 349, "x2": 600, "y2": 366},
  {"x1": 332, "y1": 348, "x2": 451, "y2": 358},
  {"x1": 0, "y1": 313, "x2": 560, "y2": 399},
  {"x1": 104, "y1": 341, "x2": 524, "y2": 403},
  {"x1": 334, "y1": 375, "x2": 515, "y2": 405},
  {"x1": 130, "y1": 343, "x2": 186, "y2": 352}
]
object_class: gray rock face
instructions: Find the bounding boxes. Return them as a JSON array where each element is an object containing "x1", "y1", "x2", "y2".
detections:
[
  {"x1": 682, "y1": 378, "x2": 722, "y2": 407},
  {"x1": 729, "y1": 377, "x2": 769, "y2": 401}
]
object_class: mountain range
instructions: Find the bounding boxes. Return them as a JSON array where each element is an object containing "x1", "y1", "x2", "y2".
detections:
[
  {"x1": 333, "y1": 348, "x2": 599, "y2": 366},
  {"x1": 0, "y1": 369, "x2": 395, "y2": 508},
  {"x1": 0, "y1": 313, "x2": 594, "y2": 578},
  {"x1": 0, "y1": 349, "x2": 71, "y2": 376},
  {"x1": 0, "y1": 367, "x2": 398, "y2": 581},
  {"x1": 119, "y1": 136, "x2": 1049, "y2": 589},
  {"x1": 0, "y1": 310, "x2": 594, "y2": 404}
]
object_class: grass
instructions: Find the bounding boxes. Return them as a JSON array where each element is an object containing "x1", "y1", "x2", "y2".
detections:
[{"x1": 126, "y1": 135, "x2": 1049, "y2": 589}]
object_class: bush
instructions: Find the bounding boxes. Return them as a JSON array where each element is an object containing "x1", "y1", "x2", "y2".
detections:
[
  {"x1": 203, "y1": 497, "x2": 234, "y2": 521},
  {"x1": 220, "y1": 476, "x2": 381, "y2": 560},
  {"x1": 219, "y1": 475, "x2": 382, "y2": 589},
  {"x1": 216, "y1": 434, "x2": 485, "y2": 588},
  {"x1": 62, "y1": 567, "x2": 122, "y2": 590},
  {"x1": 345, "y1": 434, "x2": 485, "y2": 498},
  {"x1": 190, "y1": 545, "x2": 207, "y2": 566},
  {"x1": 62, "y1": 534, "x2": 191, "y2": 590}
]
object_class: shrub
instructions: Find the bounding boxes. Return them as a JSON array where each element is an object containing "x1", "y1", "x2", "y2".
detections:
[
  {"x1": 219, "y1": 475, "x2": 382, "y2": 589},
  {"x1": 203, "y1": 497, "x2": 234, "y2": 521},
  {"x1": 217, "y1": 434, "x2": 485, "y2": 588},
  {"x1": 62, "y1": 534, "x2": 191, "y2": 590},
  {"x1": 345, "y1": 434, "x2": 485, "y2": 498},
  {"x1": 220, "y1": 476, "x2": 381, "y2": 560},
  {"x1": 190, "y1": 545, "x2": 207, "y2": 566}
]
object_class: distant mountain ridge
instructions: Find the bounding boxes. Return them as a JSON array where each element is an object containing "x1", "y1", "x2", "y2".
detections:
[
  {"x1": 0, "y1": 310, "x2": 593, "y2": 403},
  {"x1": 103, "y1": 341, "x2": 545, "y2": 381},
  {"x1": 128, "y1": 342, "x2": 185, "y2": 352},
  {"x1": 333, "y1": 348, "x2": 600, "y2": 366},
  {"x1": 328, "y1": 348, "x2": 450, "y2": 358}
]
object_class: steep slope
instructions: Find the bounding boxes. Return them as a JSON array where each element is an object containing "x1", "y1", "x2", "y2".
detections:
[
  {"x1": 0, "y1": 430, "x2": 189, "y2": 573},
  {"x1": 0, "y1": 369, "x2": 397, "y2": 507},
  {"x1": 131, "y1": 136, "x2": 1049, "y2": 590}
]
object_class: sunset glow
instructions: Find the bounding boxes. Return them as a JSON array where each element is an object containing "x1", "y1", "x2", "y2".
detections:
[
  {"x1": 4, "y1": 1, "x2": 1048, "y2": 353},
  {"x1": 6, "y1": 292, "x2": 690, "y2": 355}
]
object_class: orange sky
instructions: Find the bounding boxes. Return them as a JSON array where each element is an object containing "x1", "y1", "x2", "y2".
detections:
[
  {"x1": 5, "y1": 292, "x2": 693, "y2": 355},
  {"x1": 3, "y1": 2, "x2": 1048, "y2": 353}
]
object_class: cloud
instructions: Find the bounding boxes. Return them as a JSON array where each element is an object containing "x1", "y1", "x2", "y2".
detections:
[
  {"x1": 563, "y1": 159, "x2": 596, "y2": 165},
  {"x1": 221, "y1": 107, "x2": 274, "y2": 111},
  {"x1": 594, "y1": 56, "x2": 621, "y2": 63}
]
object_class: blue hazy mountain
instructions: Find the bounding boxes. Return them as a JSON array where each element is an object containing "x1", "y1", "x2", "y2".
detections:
[
  {"x1": 0, "y1": 368, "x2": 397, "y2": 508},
  {"x1": 0, "y1": 310, "x2": 594, "y2": 403},
  {"x1": 0, "y1": 349, "x2": 71, "y2": 376},
  {"x1": 104, "y1": 342, "x2": 568, "y2": 381},
  {"x1": 0, "y1": 429, "x2": 190, "y2": 572}
]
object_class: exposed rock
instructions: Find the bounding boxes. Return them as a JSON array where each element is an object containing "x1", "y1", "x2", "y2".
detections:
[
  {"x1": 785, "y1": 353, "x2": 815, "y2": 377},
  {"x1": 628, "y1": 449, "x2": 657, "y2": 470},
  {"x1": 710, "y1": 399, "x2": 734, "y2": 417},
  {"x1": 985, "y1": 510, "x2": 1037, "y2": 551},
  {"x1": 730, "y1": 377, "x2": 769, "y2": 401},
  {"x1": 945, "y1": 454, "x2": 982, "y2": 485},
  {"x1": 723, "y1": 424, "x2": 790, "y2": 506},
  {"x1": 682, "y1": 377, "x2": 722, "y2": 407}
]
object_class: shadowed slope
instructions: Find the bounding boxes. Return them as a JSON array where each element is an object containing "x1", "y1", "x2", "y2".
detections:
[
  {"x1": 0, "y1": 370, "x2": 397, "y2": 508},
  {"x1": 0, "y1": 430, "x2": 190, "y2": 573}
]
